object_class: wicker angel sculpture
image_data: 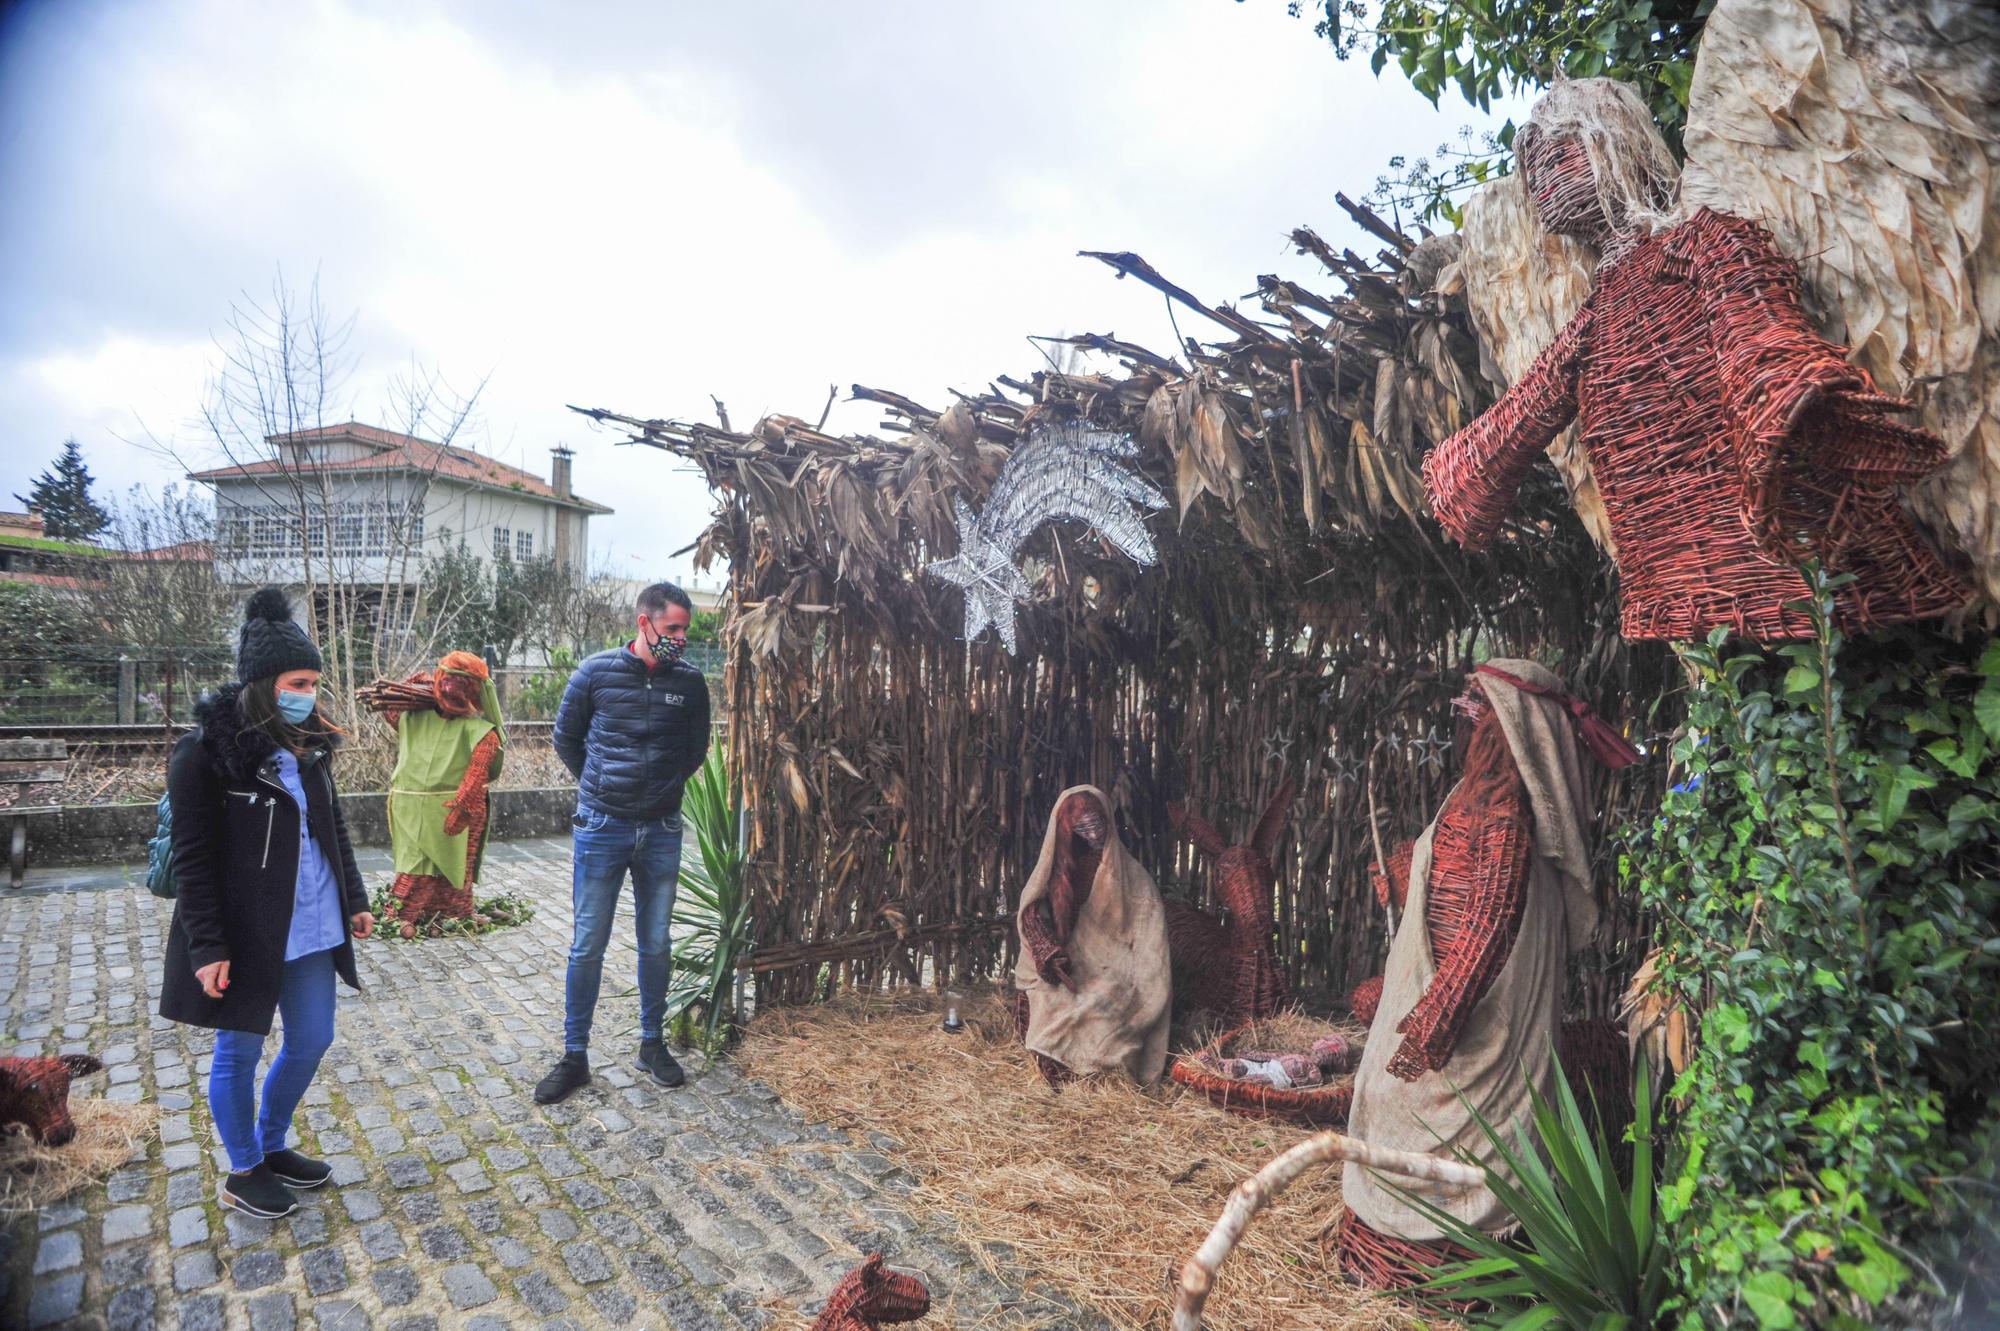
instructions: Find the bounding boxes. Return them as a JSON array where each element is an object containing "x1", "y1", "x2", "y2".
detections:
[
  {"x1": 360, "y1": 652, "x2": 506, "y2": 932},
  {"x1": 1424, "y1": 62, "x2": 1977, "y2": 642}
]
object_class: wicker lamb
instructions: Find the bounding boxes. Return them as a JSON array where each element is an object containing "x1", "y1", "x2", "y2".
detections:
[{"x1": 1423, "y1": 78, "x2": 1966, "y2": 643}]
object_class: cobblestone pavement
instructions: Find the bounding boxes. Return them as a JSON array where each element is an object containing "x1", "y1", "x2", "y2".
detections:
[{"x1": 1, "y1": 838, "x2": 1105, "y2": 1331}]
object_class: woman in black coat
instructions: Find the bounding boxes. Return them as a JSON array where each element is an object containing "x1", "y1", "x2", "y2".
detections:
[{"x1": 159, "y1": 589, "x2": 375, "y2": 1218}]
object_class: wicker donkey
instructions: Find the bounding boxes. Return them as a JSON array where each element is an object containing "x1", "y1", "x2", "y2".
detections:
[{"x1": 1163, "y1": 779, "x2": 1295, "y2": 1029}]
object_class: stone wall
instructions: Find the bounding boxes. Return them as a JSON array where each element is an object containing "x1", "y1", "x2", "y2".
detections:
[{"x1": 19, "y1": 787, "x2": 579, "y2": 868}]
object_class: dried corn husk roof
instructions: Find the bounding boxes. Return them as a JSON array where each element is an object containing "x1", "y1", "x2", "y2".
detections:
[{"x1": 574, "y1": 195, "x2": 1609, "y2": 663}]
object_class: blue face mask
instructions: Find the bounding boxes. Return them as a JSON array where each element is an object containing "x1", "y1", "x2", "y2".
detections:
[{"x1": 276, "y1": 689, "x2": 317, "y2": 724}]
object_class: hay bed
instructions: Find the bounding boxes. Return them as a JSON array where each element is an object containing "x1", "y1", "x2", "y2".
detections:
[
  {"x1": 740, "y1": 991, "x2": 1420, "y2": 1331},
  {"x1": 0, "y1": 1098, "x2": 159, "y2": 1217}
]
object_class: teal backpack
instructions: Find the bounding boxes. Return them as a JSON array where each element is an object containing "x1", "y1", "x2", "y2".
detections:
[{"x1": 145, "y1": 793, "x2": 176, "y2": 900}]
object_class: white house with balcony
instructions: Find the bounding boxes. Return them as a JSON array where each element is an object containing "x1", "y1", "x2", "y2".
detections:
[{"x1": 188, "y1": 422, "x2": 612, "y2": 640}]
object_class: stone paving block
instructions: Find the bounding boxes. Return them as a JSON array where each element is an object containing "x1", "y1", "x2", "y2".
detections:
[
  {"x1": 357, "y1": 1219, "x2": 405, "y2": 1262},
  {"x1": 382, "y1": 1153, "x2": 430, "y2": 1189},
  {"x1": 400, "y1": 1183, "x2": 444, "y2": 1215},
  {"x1": 489, "y1": 1235, "x2": 535, "y2": 1269},
  {"x1": 589, "y1": 1286, "x2": 640, "y2": 1323},
  {"x1": 167, "y1": 1172, "x2": 205, "y2": 1208},
  {"x1": 300, "y1": 1244, "x2": 349, "y2": 1295},
  {"x1": 516, "y1": 1270, "x2": 570, "y2": 1316},
  {"x1": 226, "y1": 1212, "x2": 277, "y2": 1249},
  {"x1": 371, "y1": 1264, "x2": 420, "y2": 1306},
  {"x1": 106, "y1": 1284, "x2": 156, "y2": 1331},
  {"x1": 174, "y1": 1248, "x2": 222, "y2": 1291},
  {"x1": 560, "y1": 1239, "x2": 616, "y2": 1284},
  {"x1": 248, "y1": 1290, "x2": 299, "y2": 1331},
  {"x1": 28, "y1": 1269, "x2": 85, "y2": 1327},
  {"x1": 326, "y1": 1153, "x2": 367, "y2": 1186},
  {"x1": 176, "y1": 1293, "x2": 227, "y2": 1331},
  {"x1": 441, "y1": 1261, "x2": 499, "y2": 1309},
  {"x1": 289, "y1": 1205, "x2": 330, "y2": 1247},
  {"x1": 234, "y1": 1248, "x2": 286, "y2": 1289},
  {"x1": 102, "y1": 1242, "x2": 151, "y2": 1286},
  {"x1": 384, "y1": 1319, "x2": 436, "y2": 1331},
  {"x1": 535, "y1": 1206, "x2": 581, "y2": 1241},
  {"x1": 37, "y1": 1196, "x2": 85, "y2": 1231},
  {"x1": 419, "y1": 1223, "x2": 472, "y2": 1261},
  {"x1": 34, "y1": 1229, "x2": 82, "y2": 1274}
]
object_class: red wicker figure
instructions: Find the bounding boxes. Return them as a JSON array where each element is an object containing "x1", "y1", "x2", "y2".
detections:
[
  {"x1": 1012, "y1": 785, "x2": 1173, "y2": 1089},
  {"x1": 1423, "y1": 79, "x2": 1966, "y2": 643},
  {"x1": 0, "y1": 1053, "x2": 103, "y2": 1147},
  {"x1": 1338, "y1": 661, "x2": 1637, "y2": 1290},
  {"x1": 363, "y1": 653, "x2": 505, "y2": 931},
  {"x1": 812, "y1": 1254, "x2": 931, "y2": 1331},
  {"x1": 1162, "y1": 780, "x2": 1295, "y2": 1028}
]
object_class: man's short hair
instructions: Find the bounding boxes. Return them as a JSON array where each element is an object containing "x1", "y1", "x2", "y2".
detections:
[{"x1": 637, "y1": 581, "x2": 693, "y2": 617}]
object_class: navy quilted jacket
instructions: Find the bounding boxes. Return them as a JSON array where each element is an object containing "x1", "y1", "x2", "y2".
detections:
[{"x1": 552, "y1": 645, "x2": 712, "y2": 821}]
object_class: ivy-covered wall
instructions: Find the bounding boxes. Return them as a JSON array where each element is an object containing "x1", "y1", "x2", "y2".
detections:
[{"x1": 1627, "y1": 579, "x2": 2000, "y2": 1327}]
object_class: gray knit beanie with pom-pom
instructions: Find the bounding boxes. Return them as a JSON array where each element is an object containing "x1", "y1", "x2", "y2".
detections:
[{"x1": 236, "y1": 587, "x2": 323, "y2": 682}]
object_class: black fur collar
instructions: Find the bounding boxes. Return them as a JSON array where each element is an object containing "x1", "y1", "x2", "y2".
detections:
[{"x1": 193, "y1": 681, "x2": 336, "y2": 784}]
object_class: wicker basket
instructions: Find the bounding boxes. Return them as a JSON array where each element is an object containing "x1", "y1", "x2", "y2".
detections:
[{"x1": 1169, "y1": 1015, "x2": 1364, "y2": 1128}]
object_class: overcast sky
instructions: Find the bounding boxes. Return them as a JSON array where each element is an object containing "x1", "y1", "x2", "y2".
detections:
[{"x1": 0, "y1": 0, "x2": 1513, "y2": 585}]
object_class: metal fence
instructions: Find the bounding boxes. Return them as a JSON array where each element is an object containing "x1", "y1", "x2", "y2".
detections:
[
  {"x1": 489, "y1": 643, "x2": 726, "y2": 721},
  {"x1": 0, "y1": 642, "x2": 727, "y2": 727},
  {"x1": 0, "y1": 652, "x2": 239, "y2": 726}
]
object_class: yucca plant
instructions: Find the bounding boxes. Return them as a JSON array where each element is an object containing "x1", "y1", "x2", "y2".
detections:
[
  {"x1": 1391, "y1": 1054, "x2": 1665, "y2": 1330},
  {"x1": 664, "y1": 746, "x2": 753, "y2": 1055}
]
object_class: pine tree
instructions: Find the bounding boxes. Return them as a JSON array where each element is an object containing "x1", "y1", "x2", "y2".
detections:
[{"x1": 14, "y1": 439, "x2": 111, "y2": 542}]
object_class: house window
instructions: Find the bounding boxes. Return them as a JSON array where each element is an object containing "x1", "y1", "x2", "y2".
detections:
[
  {"x1": 334, "y1": 506, "x2": 365, "y2": 553},
  {"x1": 516, "y1": 530, "x2": 533, "y2": 560}
]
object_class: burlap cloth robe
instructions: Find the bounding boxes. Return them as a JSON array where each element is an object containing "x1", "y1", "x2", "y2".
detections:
[
  {"x1": 1344, "y1": 660, "x2": 1598, "y2": 1240},
  {"x1": 1012, "y1": 785, "x2": 1173, "y2": 1085}
]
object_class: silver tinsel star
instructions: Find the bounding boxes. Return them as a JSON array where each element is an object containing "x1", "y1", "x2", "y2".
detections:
[{"x1": 926, "y1": 421, "x2": 1167, "y2": 653}]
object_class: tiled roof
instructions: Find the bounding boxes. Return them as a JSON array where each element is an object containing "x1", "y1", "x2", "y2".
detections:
[{"x1": 186, "y1": 423, "x2": 612, "y2": 514}]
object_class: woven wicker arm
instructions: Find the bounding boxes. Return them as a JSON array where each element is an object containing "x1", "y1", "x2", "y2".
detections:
[
  {"x1": 442, "y1": 731, "x2": 502, "y2": 838},
  {"x1": 1386, "y1": 793, "x2": 1531, "y2": 1081},
  {"x1": 1018, "y1": 900, "x2": 1072, "y2": 988},
  {"x1": 1370, "y1": 838, "x2": 1415, "y2": 912},
  {"x1": 1423, "y1": 303, "x2": 1590, "y2": 552},
  {"x1": 1688, "y1": 211, "x2": 1943, "y2": 556}
]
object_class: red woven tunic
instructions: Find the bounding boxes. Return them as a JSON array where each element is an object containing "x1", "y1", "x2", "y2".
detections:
[{"x1": 1424, "y1": 208, "x2": 1966, "y2": 642}]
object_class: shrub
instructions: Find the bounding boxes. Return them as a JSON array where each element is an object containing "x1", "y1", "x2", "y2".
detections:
[{"x1": 1625, "y1": 574, "x2": 2000, "y2": 1327}]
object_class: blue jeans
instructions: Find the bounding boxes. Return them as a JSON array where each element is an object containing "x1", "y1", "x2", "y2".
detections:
[
  {"x1": 564, "y1": 805, "x2": 683, "y2": 1052},
  {"x1": 209, "y1": 948, "x2": 336, "y2": 1173}
]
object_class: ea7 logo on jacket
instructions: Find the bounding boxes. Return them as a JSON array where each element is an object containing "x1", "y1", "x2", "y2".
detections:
[{"x1": 660, "y1": 692, "x2": 687, "y2": 706}]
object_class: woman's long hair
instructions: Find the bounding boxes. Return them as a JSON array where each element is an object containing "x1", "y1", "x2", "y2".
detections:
[{"x1": 239, "y1": 675, "x2": 348, "y2": 756}]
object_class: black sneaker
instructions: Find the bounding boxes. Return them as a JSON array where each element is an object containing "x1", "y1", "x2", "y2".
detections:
[
  {"x1": 535, "y1": 1051, "x2": 592, "y2": 1105},
  {"x1": 264, "y1": 1147, "x2": 332, "y2": 1189},
  {"x1": 219, "y1": 1163, "x2": 298, "y2": 1218},
  {"x1": 636, "y1": 1039, "x2": 685, "y2": 1089}
]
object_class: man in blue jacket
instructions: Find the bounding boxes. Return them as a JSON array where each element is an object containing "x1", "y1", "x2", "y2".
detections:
[{"x1": 536, "y1": 581, "x2": 711, "y2": 1104}]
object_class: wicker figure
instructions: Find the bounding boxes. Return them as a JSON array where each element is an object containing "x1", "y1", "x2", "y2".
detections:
[
  {"x1": 1162, "y1": 780, "x2": 1295, "y2": 1028},
  {"x1": 1337, "y1": 661, "x2": 1638, "y2": 1290},
  {"x1": 0, "y1": 1054, "x2": 103, "y2": 1147},
  {"x1": 1423, "y1": 79, "x2": 1967, "y2": 643},
  {"x1": 1011, "y1": 785, "x2": 1173, "y2": 1089},
  {"x1": 362, "y1": 653, "x2": 506, "y2": 931},
  {"x1": 812, "y1": 1254, "x2": 931, "y2": 1331}
]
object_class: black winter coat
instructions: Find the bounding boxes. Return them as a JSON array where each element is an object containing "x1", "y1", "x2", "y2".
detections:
[
  {"x1": 157, "y1": 683, "x2": 370, "y2": 1035},
  {"x1": 552, "y1": 645, "x2": 711, "y2": 821}
]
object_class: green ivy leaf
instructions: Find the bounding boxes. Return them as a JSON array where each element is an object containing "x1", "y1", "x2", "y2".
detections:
[
  {"x1": 1974, "y1": 680, "x2": 2000, "y2": 744},
  {"x1": 1742, "y1": 1270, "x2": 1799, "y2": 1328}
]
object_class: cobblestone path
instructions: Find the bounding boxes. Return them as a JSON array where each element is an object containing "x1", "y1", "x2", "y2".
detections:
[{"x1": 1, "y1": 839, "x2": 1103, "y2": 1331}]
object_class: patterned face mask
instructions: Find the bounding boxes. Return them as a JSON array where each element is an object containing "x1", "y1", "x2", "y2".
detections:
[{"x1": 642, "y1": 617, "x2": 686, "y2": 664}]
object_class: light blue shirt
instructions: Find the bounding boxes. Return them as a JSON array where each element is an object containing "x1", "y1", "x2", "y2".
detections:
[{"x1": 272, "y1": 748, "x2": 347, "y2": 960}]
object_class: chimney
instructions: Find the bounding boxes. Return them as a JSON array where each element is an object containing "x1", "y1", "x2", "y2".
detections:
[{"x1": 550, "y1": 446, "x2": 574, "y2": 500}]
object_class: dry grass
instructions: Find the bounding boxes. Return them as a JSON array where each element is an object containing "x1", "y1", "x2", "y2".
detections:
[
  {"x1": 740, "y1": 990, "x2": 1420, "y2": 1331},
  {"x1": 0, "y1": 1098, "x2": 159, "y2": 1217}
]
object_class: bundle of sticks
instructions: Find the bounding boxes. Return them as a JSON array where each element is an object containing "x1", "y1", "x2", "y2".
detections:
[{"x1": 356, "y1": 674, "x2": 440, "y2": 716}]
